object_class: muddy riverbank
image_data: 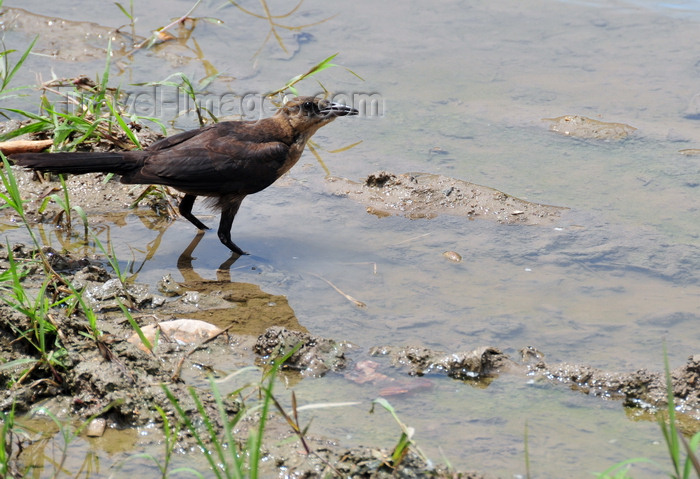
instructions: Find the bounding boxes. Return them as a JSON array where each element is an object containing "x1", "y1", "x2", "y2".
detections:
[{"x1": 1, "y1": 157, "x2": 699, "y2": 476}]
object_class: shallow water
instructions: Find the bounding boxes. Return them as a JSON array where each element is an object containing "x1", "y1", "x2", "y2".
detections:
[{"x1": 2, "y1": 0, "x2": 700, "y2": 476}]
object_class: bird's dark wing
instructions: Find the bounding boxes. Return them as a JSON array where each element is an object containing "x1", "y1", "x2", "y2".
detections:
[
  {"x1": 146, "y1": 120, "x2": 270, "y2": 152},
  {"x1": 146, "y1": 125, "x2": 216, "y2": 152},
  {"x1": 127, "y1": 140, "x2": 290, "y2": 196}
]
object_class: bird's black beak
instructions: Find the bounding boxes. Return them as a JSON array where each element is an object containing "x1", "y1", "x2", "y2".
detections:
[{"x1": 321, "y1": 102, "x2": 359, "y2": 117}]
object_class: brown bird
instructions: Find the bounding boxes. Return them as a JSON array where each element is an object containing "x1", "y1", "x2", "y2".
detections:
[{"x1": 12, "y1": 96, "x2": 359, "y2": 255}]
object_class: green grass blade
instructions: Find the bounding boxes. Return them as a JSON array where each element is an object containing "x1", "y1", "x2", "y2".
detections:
[
  {"x1": 0, "y1": 117, "x2": 52, "y2": 141},
  {"x1": 0, "y1": 357, "x2": 39, "y2": 371},
  {"x1": 161, "y1": 384, "x2": 224, "y2": 479},
  {"x1": 595, "y1": 457, "x2": 656, "y2": 478},
  {"x1": 210, "y1": 378, "x2": 245, "y2": 479},
  {"x1": 114, "y1": 2, "x2": 133, "y2": 20},
  {"x1": 119, "y1": 302, "x2": 152, "y2": 352},
  {"x1": 189, "y1": 386, "x2": 228, "y2": 478},
  {"x1": 71, "y1": 205, "x2": 89, "y2": 238},
  {"x1": 106, "y1": 98, "x2": 141, "y2": 148},
  {"x1": 661, "y1": 343, "x2": 682, "y2": 478},
  {"x1": 1, "y1": 35, "x2": 37, "y2": 91}
]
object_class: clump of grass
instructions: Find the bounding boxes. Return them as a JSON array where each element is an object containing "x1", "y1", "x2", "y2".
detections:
[
  {"x1": 117, "y1": 344, "x2": 297, "y2": 478},
  {"x1": 0, "y1": 244, "x2": 68, "y2": 385},
  {"x1": 1, "y1": 36, "x2": 165, "y2": 151},
  {"x1": 37, "y1": 174, "x2": 89, "y2": 238},
  {"x1": 1, "y1": 154, "x2": 44, "y2": 252},
  {"x1": 0, "y1": 154, "x2": 120, "y2": 384},
  {"x1": 370, "y1": 397, "x2": 432, "y2": 470},
  {"x1": 0, "y1": 154, "x2": 68, "y2": 384},
  {"x1": 123, "y1": 404, "x2": 182, "y2": 477},
  {"x1": 0, "y1": 35, "x2": 167, "y2": 231},
  {"x1": 0, "y1": 154, "x2": 147, "y2": 476},
  {"x1": 158, "y1": 369, "x2": 270, "y2": 478}
]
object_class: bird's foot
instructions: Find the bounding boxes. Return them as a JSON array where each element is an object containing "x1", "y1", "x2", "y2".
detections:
[{"x1": 219, "y1": 234, "x2": 247, "y2": 255}]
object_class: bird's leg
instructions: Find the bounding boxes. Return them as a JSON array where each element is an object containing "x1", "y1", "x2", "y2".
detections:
[
  {"x1": 178, "y1": 194, "x2": 210, "y2": 230},
  {"x1": 217, "y1": 196, "x2": 247, "y2": 255}
]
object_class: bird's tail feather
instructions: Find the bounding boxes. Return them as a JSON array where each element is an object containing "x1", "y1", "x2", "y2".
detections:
[{"x1": 10, "y1": 152, "x2": 139, "y2": 175}]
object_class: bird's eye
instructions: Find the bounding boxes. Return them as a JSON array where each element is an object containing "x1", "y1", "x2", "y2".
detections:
[{"x1": 302, "y1": 101, "x2": 314, "y2": 112}]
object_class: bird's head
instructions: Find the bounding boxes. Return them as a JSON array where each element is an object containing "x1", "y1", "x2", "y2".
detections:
[{"x1": 275, "y1": 96, "x2": 358, "y2": 138}]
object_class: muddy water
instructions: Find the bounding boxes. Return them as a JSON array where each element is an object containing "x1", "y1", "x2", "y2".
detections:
[{"x1": 2, "y1": 0, "x2": 700, "y2": 477}]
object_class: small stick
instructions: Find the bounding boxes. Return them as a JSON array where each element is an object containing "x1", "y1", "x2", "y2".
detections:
[
  {"x1": 0, "y1": 139, "x2": 53, "y2": 155},
  {"x1": 307, "y1": 272, "x2": 366, "y2": 308},
  {"x1": 392, "y1": 232, "x2": 431, "y2": 246}
]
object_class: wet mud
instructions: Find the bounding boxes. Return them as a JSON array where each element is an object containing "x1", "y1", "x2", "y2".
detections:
[
  {"x1": 542, "y1": 115, "x2": 637, "y2": 140},
  {"x1": 369, "y1": 344, "x2": 700, "y2": 425},
  {"x1": 0, "y1": 239, "x2": 488, "y2": 477},
  {"x1": 326, "y1": 171, "x2": 567, "y2": 226}
]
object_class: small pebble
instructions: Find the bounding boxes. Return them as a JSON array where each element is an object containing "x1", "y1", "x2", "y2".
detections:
[
  {"x1": 429, "y1": 146, "x2": 449, "y2": 155},
  {"x1": 86, "y1": 418, "x2": 106, "y2": 437},
  {"x1": 442, "y1": 251, "x2": 462, "y2": 262}
]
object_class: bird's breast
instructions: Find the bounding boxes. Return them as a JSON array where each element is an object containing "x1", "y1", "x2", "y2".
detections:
[{"x1": 275, "y1": 142, "x2": 306, "y2": 177}]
